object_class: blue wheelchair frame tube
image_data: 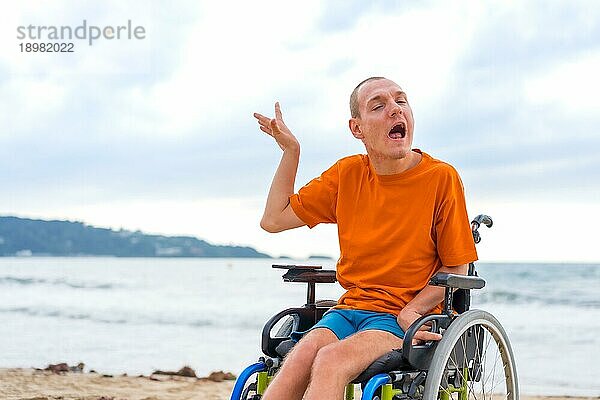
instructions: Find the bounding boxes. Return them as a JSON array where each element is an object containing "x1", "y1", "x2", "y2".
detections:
[
  {"x1": 230, "y1": 362, "x2": 268, "y2": 400},
  {"x1": 361, "y1": 373, "x2": 391, "y2": 400}
]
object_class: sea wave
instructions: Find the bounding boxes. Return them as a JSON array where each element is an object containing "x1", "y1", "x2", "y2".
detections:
[
  {"x1": 0, "y1": 276, "x2": 117, "y2": 290},
  {"x1": 0, "y1": 306, "x2": 261, "y2": 329},
  {"x1": 473, "y1": 289, "x2": 599, "y2": 308}
]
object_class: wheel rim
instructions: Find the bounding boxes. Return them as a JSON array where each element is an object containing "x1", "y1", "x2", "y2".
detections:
[
  {"x1": 424, "y1": 311, "x2": 518, "y2": 400},
  {"x1": 442, "y1": 324, "x2": 514, "y2": 399}
]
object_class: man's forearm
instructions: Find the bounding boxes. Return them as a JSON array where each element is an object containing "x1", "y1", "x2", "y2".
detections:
[
  {"x1": 398, "y1": 264, "x2": 468, "y2": 334},
  {"x1": 404, "y1": 264, "x2": 468, "y2": 315},
  {"x1": 261, "y1": 147, "x2": 300, "y2": 230}
]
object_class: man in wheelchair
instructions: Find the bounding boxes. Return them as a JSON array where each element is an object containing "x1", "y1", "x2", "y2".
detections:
[{"x1": 249, "y1": 77, "x2": 486, "y2": 400}]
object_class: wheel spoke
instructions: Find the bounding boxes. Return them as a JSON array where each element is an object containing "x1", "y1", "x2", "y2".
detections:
[{"x1": 427, "y1": 313, "x2": 517, "y2": 400}]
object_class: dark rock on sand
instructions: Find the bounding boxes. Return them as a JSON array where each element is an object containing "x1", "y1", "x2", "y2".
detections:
[
  {"x1": 45, "y1": 363, "x2": 69, "y2": 374},
  {"x1": 43, "y1": 362, "x2": 85, "y2": 374},
  {"x1": 176, "y1": 366, "x2": 197, "y2": 378},
  {"x1": 151, "y1": 366, "x2": 197, "y2": 378},
  {"x1": 205, "y1": 370, "x2": 236, "y2": 382}
]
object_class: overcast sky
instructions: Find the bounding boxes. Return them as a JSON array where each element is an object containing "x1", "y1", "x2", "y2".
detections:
[{"x1": 0, "y1": 1, "x2": 598, "y2": 262}]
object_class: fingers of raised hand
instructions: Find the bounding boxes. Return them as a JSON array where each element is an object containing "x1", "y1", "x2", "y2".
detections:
[
  {"x1": 254, "y1": 113, "x2": 274, "y2": 135},
  {"x1": 259, "y1": 125, "x2": 272, "y2": 135},
  {"x1": 274, "y1": 102, "x2": 283, "y2": 121},
  {"x1": 270, "y1": 118, "x2": 282, "y2": 135},
  {"x1": 254, "y1": 113, "x2": 270, "y2": 126},
  {"x1": 253, "y1": 112, "x2": 270, "y2": 122}
]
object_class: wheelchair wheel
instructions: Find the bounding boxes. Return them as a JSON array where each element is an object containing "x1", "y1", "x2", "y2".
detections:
[
  {"x1": 275, "y1": 316, "x2": 295, "y2": 337},
  {"x1": 423, "y1": 309, "x2": 518, "y2": 400},
  {"x1": 241, "y1": 381, "x2": 258, "y2": 400}
]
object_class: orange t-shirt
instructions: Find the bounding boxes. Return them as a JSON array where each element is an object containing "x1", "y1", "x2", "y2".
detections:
[{"x1": 289, "y1": 150, "x2": 478, "y2": 315}]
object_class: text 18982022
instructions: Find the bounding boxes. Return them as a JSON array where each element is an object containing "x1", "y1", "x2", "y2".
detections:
[{"x1": 19, "y1": 42, "x2": 74, "y2": 53}]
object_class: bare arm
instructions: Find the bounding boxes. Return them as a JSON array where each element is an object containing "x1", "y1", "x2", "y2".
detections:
[
  {"x1": 254, "y1": 103, "x2": 306, "y2": 233},
  {"x1": 397, "y1": 263, "x2": 469, "y2": 342}
]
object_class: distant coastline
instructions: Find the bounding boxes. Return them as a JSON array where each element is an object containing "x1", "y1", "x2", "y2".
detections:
[{"x1": 0, "y1": 216, "x2": 269, "y2": 258}]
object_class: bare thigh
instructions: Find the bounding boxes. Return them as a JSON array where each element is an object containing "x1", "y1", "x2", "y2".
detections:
[
  {"x1": 312, "y1": 329, "x2": 404, "y2": 381},
  {"x1": 261, "y1": 328, "x2": 338, "y2": 400},
  {"x1": 284, "y1": 327, "x2": 339, "y2": 365}
]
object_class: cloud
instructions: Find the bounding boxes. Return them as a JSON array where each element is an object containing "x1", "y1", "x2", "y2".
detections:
[
  {"x1": 1, "y1": 1, "x2": 599, "y2": 260},
  {"x1": 525, "y1": 52, "x2": 600, "y2": 117},
  {"x1": 314, "y1": 0, "x2": 377, "y2": 33},
  {"x1": 408, "y1": 3, "x2": 600, "y2": 203}
]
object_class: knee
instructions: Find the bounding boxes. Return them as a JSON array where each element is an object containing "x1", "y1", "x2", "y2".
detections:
[
  {"x1": 311, "y1": 344, "x2": 349, "y2": 380},
  {"x1": 284, "y1": 337, "x2": 324, "y2": 369}
]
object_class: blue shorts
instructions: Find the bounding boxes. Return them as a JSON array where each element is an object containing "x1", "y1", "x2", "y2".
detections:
[{"x1": 291, "y1": 309, "x2": 405, "y2": 342}]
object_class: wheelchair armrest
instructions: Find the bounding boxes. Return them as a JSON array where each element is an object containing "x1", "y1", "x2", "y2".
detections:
[
  {"x1": 402, "y1": 314, "x2": 452, "y2": 370},
  {"x1": 261, "y1": 307, "x2": 304, "y2": 357},
  {"x1": 272, "y1": 264, "x2": 337, "y2": 284},
  {"x1": 429, "y1": 272, "x2": 485, "y2": 290},
  {"x1": 261, "y1": 305, "x2": 331, "y2": 358},
  {"x1": 281, "y1": 268, "x2": 337, "y2": 284}
]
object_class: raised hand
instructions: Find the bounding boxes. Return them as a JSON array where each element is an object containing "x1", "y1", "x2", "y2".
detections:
[{"x1": 253, "y1": 102, "x2": 300, "y2": 152}]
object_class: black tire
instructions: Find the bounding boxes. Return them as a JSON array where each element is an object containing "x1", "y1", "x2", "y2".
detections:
[
  {"x1": 241, "y1": 381, "x2": 259, "y2": 400},
  {"x1": 423, "y1": 309, "x2": 518, "y2": 400},
  {"x1": 316, "y1": 299, "x2": 338, "y2": 308},
  {"x1": 274, "y1": 316, "x2": 295, "y2": 337}
]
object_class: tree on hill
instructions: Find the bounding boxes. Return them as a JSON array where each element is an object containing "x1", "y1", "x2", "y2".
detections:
[{"x1": 0, "y1": 216, "x2": 269, "y2": 258}]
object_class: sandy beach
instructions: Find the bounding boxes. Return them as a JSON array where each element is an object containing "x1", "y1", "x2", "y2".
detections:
[
  {"x1": 0, "y1": 368, "x2": 235, "y2": 400},
  {"x1": 1, "y1": 368, "x2": 598, "y2": 400}
]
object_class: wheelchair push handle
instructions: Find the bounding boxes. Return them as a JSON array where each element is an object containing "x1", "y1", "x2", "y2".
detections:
[
  {"x1": 471, "y1": 214, "x2": 493, "y2": 244},
  {"x1": 471, "y1": 214, "x2": 493, "y2": 230}
]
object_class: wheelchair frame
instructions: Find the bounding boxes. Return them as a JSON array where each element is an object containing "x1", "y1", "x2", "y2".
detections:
[{"x1": 231, "y1": 215, "x2": 519, "y2": 400}]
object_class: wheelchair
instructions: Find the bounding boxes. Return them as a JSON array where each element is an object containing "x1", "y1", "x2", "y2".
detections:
[{"x1": 230, "y1": 215, "x2": 519, "y2": 400}]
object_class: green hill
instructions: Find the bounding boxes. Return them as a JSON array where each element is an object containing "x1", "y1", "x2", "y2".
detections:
[{"x1": 0, "y1": 216, "x2": 269, "y2": 258}]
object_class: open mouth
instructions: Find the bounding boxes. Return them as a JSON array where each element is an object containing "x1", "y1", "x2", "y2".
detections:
[{"x1": 388, "y1": 123, "x2": 406, "y2": 139}]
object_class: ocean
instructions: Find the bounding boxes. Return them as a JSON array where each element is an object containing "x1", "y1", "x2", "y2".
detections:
[{"x1": 0, "y1": 257, "x2": 598, "y2": 396}]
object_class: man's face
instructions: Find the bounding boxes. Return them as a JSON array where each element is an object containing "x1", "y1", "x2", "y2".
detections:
[{"x1": 350, "y1": 79, "x2": 414, "y2": 161}]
